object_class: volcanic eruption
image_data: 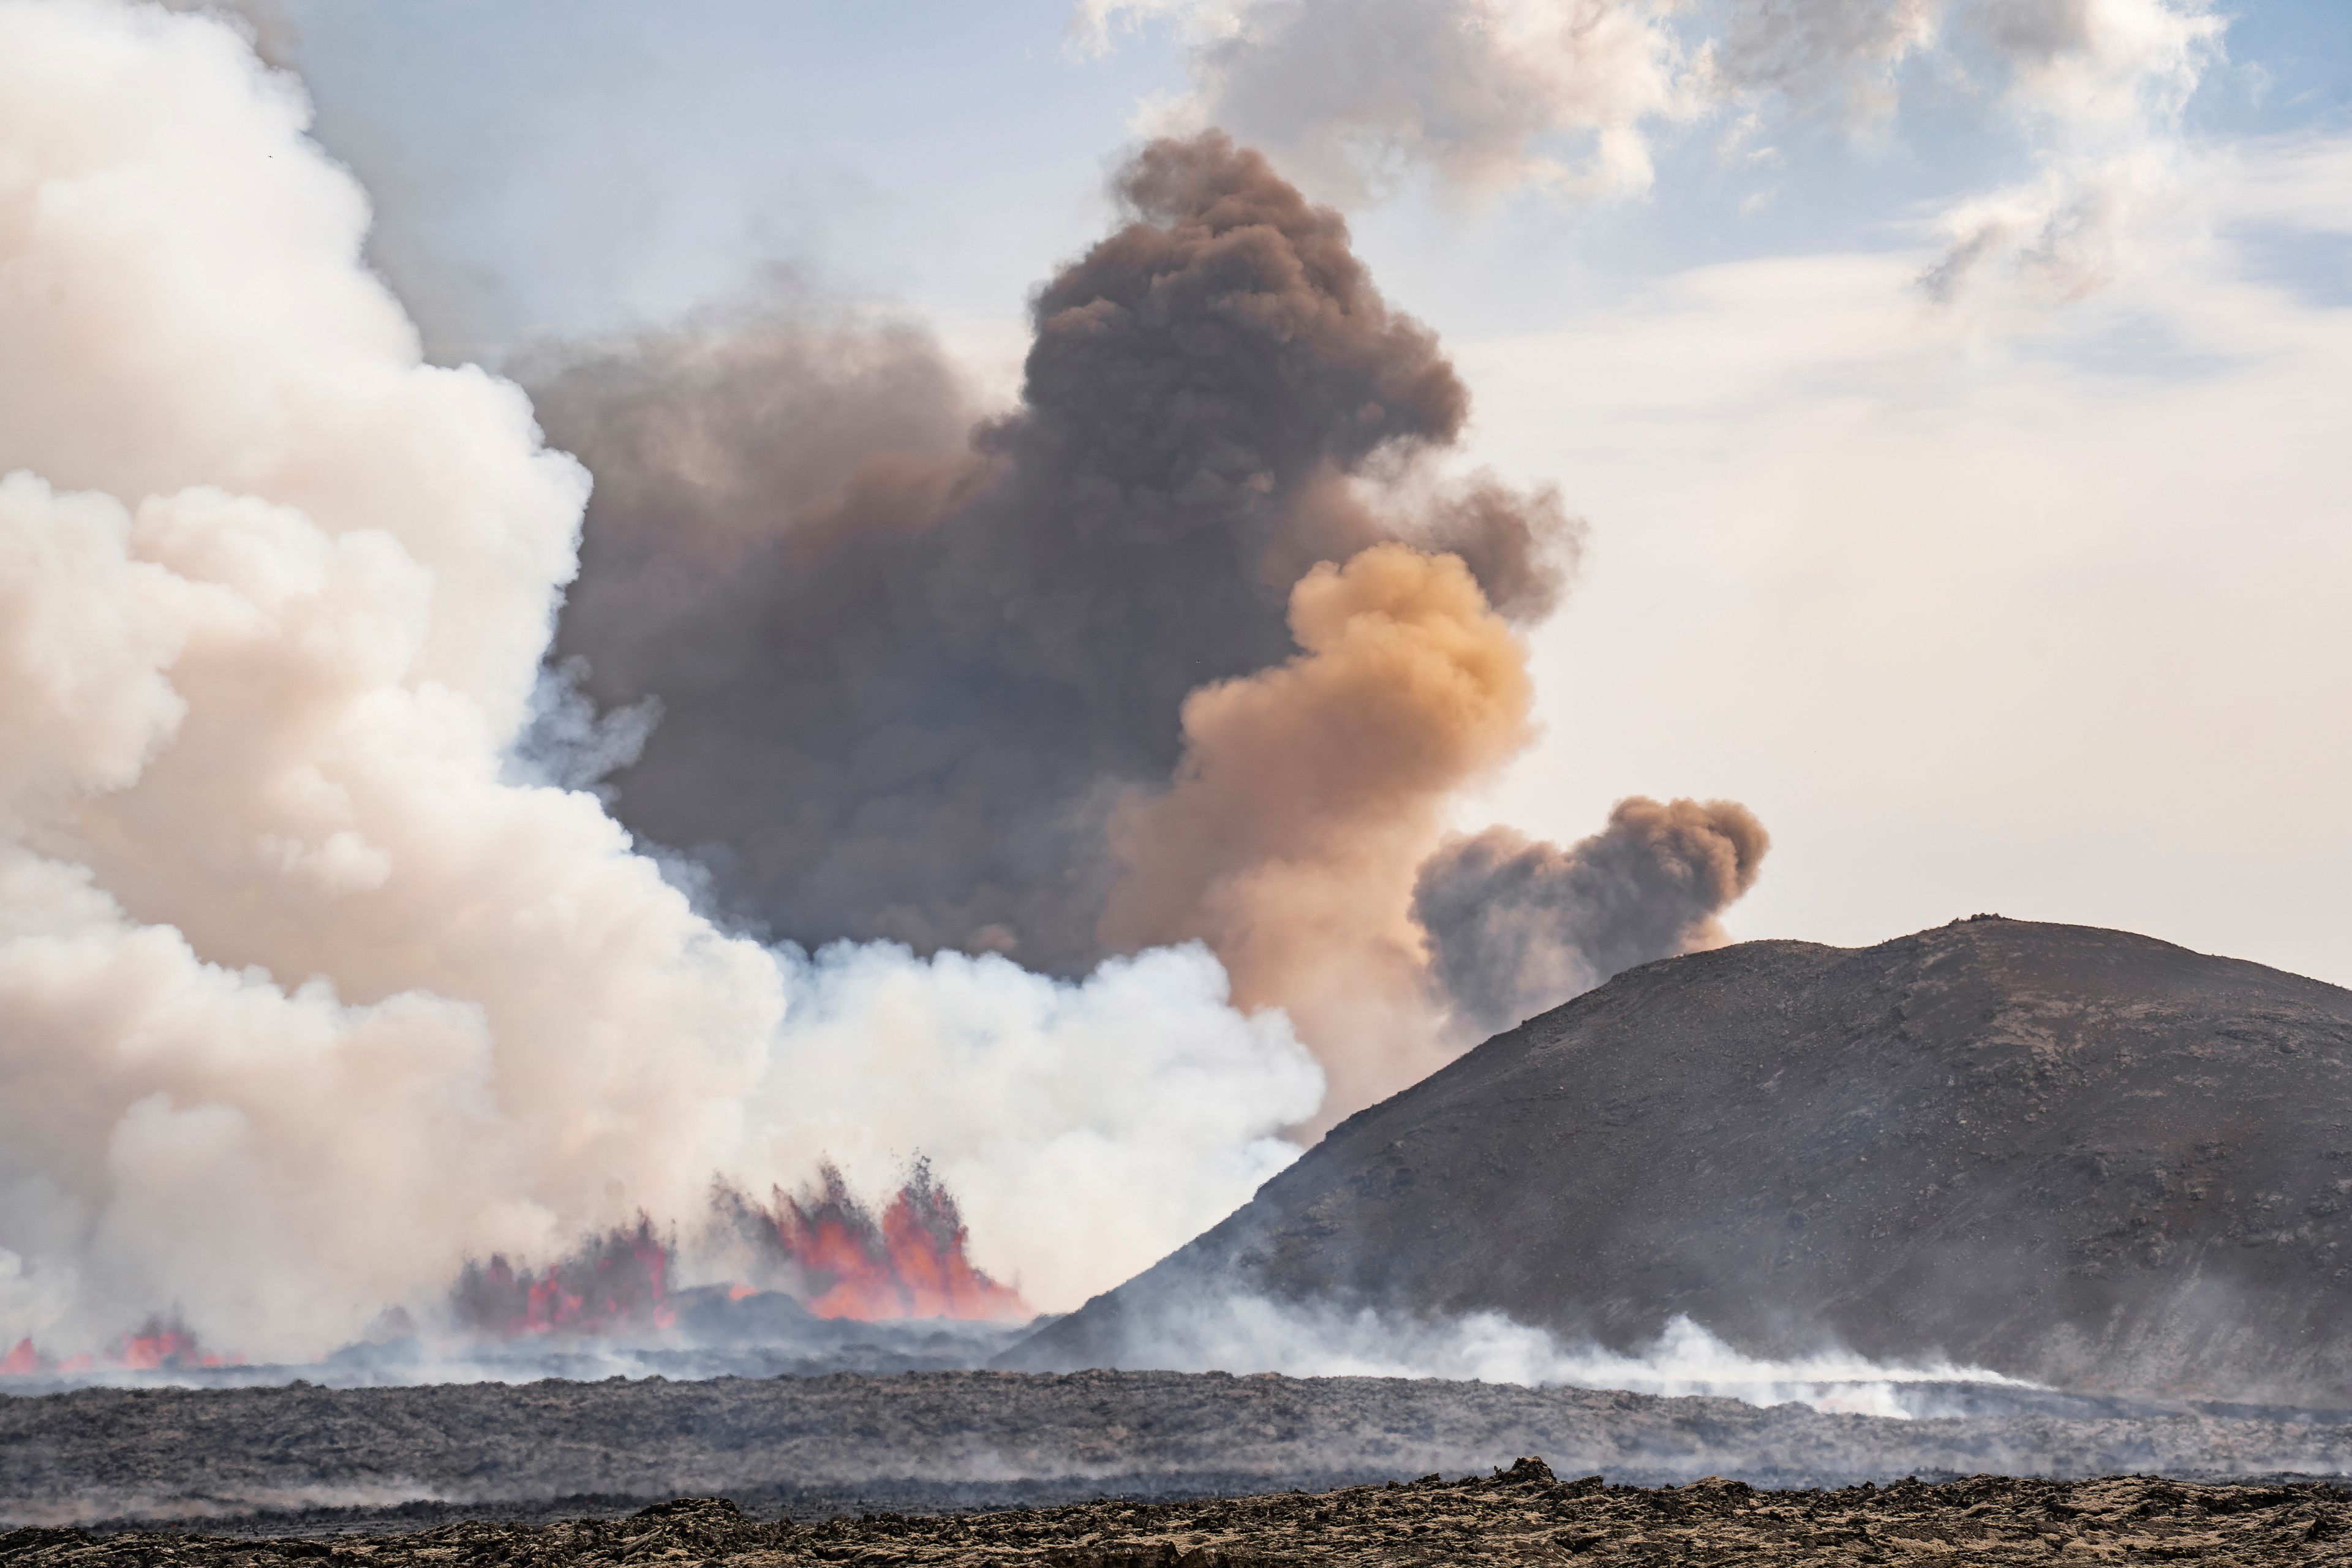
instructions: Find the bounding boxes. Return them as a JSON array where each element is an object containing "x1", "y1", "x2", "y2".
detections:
[
  {"x1": 440, "y1": 1166, "x2": 1027, "y2": 1346},
  {"x1": 0, "y1": 0, "x2": 1769, "y2": 1373},
  {"x1": 717, "y1": 1164, "x2": 1029, "y2": 1324}
]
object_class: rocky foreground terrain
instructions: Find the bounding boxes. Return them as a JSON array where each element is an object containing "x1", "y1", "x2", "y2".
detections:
[
  {"x1": 10, "y1": 1461, "x2": 2352, "y2": 1564},
  {"x1": 9, "y1": 1370, "x2": 2352, "y2": 1533},
  {"x1": 1019, "y1": 918, "x2": 2352, "y2": 1401}
]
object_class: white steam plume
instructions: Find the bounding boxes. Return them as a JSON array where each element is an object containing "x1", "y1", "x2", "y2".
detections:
[{"x1": 0, "y1": 0, "x2": 1321, "y2": 1363}]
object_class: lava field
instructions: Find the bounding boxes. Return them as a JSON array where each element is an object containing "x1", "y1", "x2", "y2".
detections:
[
  {"x1": 7, "y1": 1369, "x2": 2352, "y2": 1536},
  {"x1": 10, "y1": 1461, "x2": 2352, "y2": 1564}
]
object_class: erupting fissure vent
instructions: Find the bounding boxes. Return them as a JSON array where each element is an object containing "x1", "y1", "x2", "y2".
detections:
[
  {"x1": 452, "y1": 1216, "x2": 679, "y2": 1338},
  {"x1": 734, "y1": 1160, "x2": 1031, "y2": 1322},
  {"x1": 0, "y1": 1320, "x2": 242, "y2": 1377},
  {"x1": 440, "y1": 1163, "x2": 1030, "y2": 1344}
]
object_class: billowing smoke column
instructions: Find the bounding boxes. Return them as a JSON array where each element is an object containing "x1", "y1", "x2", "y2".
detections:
[
  {"x1": 532, "y1": 132, "x2": 1573, "y2": 977},
  {"x1": 1415, "y1": 799, "x2": 1771, "y2": 1039},
  {"x1": 0, "y1": 0, "x2": 1771, "y2": 1367},
  {"x1": 1101, "y1": 545, "x2": 1536, "y2": 1114},
  {"x1": 537, "y1": 130, "x2": 1763, "y2": 1119},
  {"x1": 0, "y1": 0, "x2": 1322, "y2": 1365}
]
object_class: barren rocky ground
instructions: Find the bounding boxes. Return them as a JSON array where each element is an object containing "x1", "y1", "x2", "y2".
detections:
[
  {"x1": 10, "y1": 1461, "x2": 2352, "y2": 1564},
  {"x1": 8, "y1": 1370, "x2": 2352, "y2": 1534}
]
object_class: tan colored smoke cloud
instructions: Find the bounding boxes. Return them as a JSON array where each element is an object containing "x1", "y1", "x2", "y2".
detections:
[
  {"x1": 0, "y1": 0, "x2": 1322, "y2": 1360},
  {"x1": 1099, "y1": 553, "x2": 1771, "y2": 1117},
  {"x1": 1102, "y1": 545, "x2": 1534, "y2": 1118}
]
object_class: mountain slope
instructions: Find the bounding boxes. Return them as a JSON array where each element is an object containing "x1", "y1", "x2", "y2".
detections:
[{"x1": 1008, "y1": 918, "x2": 2352, "y2": 1400}]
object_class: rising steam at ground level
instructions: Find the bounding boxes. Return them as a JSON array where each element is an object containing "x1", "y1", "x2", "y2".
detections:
[{"x1": 0, "y1": 0, "x2": 1766, "y2": 1369}]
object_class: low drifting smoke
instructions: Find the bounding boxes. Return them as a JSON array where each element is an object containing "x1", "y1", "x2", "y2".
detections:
[
  {"x1": 1415, "y1": 798, "x2": 1771, "y2": 1038},
  {"x1": 1023, "y1": 1291, "x2": 2022, "y2": 1419}
]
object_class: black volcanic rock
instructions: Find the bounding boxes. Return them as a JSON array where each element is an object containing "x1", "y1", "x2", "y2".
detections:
[
  {"x1": 21, "y1": 1475, "x2": 2352, "y2": 1565},
  {"x1": 1008, "y1": 918, "x2": 2352, "y2": 1401}
]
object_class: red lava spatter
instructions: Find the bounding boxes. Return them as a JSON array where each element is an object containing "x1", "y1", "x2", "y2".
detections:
[
  {"x1": 0, "y1": 1321, "x2": 242, "y2": 1379},
  {"x1": 753, "y1": 1161, "x2": 1028, "y2": 1322},
  {"x1": 9, "y1": 1165, "x2": 1027, "y2": 1373},
  {"x1": 445, "y1": 1162, "x2": 1027, "y2": 1343},
  {"x1": 453, "y1": 1216, "x2": 682, "y2": 1339}
]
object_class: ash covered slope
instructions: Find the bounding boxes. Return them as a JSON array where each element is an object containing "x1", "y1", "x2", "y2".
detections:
[{"x1": 1011, "y1": 918, "x2": 2352, "y2": 1400}]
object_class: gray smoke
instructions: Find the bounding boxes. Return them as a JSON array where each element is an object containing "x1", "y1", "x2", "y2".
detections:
[
  {"x1": 533, "y1": 132, "x2": 1572, "y2": 973},
  {"x1": 1413, "y1": 797, "x2": 1771, "y2": 1037}
]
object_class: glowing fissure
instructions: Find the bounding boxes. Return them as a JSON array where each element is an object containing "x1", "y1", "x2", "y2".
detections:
[
  {"x1": 4, "y1": 1163, "x2": 1025, "y2": 1366},
  {"x1": 453, "y1": 1217, "x2": 680, "y2": 1340},
  {"x1": 750, "y1": 1162, "x2": 1030, "y2": 1322},
  {"x1": 1, "y1": 1321, "x2": 243, "y2": 1378},
  {"x1": 438, "y1": 1164, "x2": 1028, "y2": 1344}
]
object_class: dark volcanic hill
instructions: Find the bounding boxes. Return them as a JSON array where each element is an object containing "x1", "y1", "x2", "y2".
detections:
[{"x1": 1009, "y1": 918, "x2": 2352, "y2": 1401}]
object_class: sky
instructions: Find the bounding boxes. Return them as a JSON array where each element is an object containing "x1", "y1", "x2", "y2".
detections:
[{"x1": 251, "y1": 0, "x2": 2352, "y2": 986}]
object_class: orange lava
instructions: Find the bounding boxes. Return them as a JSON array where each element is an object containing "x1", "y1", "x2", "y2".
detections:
[
  {"x1": 453, "y1": 1215, "x2": 680, "y2": 1339},
  {"x1": 0, "y1": 1322, "x2": 243, "y2": 1377},
  {"x1": 761, "y1": 1162, "x2": 1028, "y2": 1322}
]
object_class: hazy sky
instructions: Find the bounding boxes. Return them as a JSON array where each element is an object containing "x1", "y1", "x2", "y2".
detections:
[{"x1": 270, "y1": 0, "x2": 2352, "y2": 986}]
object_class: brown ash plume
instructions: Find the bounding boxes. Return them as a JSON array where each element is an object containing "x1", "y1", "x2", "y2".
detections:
[
  {"x1": 1101, "y1": 543, "x2": 1536, "y2": 1115},
  {"x1": 1414, "y1": 797, "x2": 1771, "y2": 1038},
  {"x1": 532, "y1": 133, "x2": 1571, "y2": 974}
]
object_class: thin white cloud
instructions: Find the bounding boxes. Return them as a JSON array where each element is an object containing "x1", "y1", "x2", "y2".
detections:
[
  {"x1": 1447, "y1": 126, "x2": 2352, "y2": 986},
  {"x1": 1923, "y1": 0, "x2": 2223, "y2": 306},
  {"x1": 1079, "y1": 0, "x2": 2227, "y2": 309},
  {"x1": 1078, "y1": 0, "x2": 1706, "y2": 202}
]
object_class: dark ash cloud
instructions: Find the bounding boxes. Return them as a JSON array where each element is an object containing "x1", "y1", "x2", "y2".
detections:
[
  {"x1": 534, "y1": 132, "x2": 1574, "y2": 973},
  {"x1": 1414, "y1": 797, "x2": 1770, "y2": 1038}
]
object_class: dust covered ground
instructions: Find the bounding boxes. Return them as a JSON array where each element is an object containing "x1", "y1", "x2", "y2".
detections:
[
  {"x1": 8, "y1": 1370, "x2": 2352, "y2": 1535},
  {"x1": 11, "y1": 1462, "x2": 2352, "y2": 1564}
]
